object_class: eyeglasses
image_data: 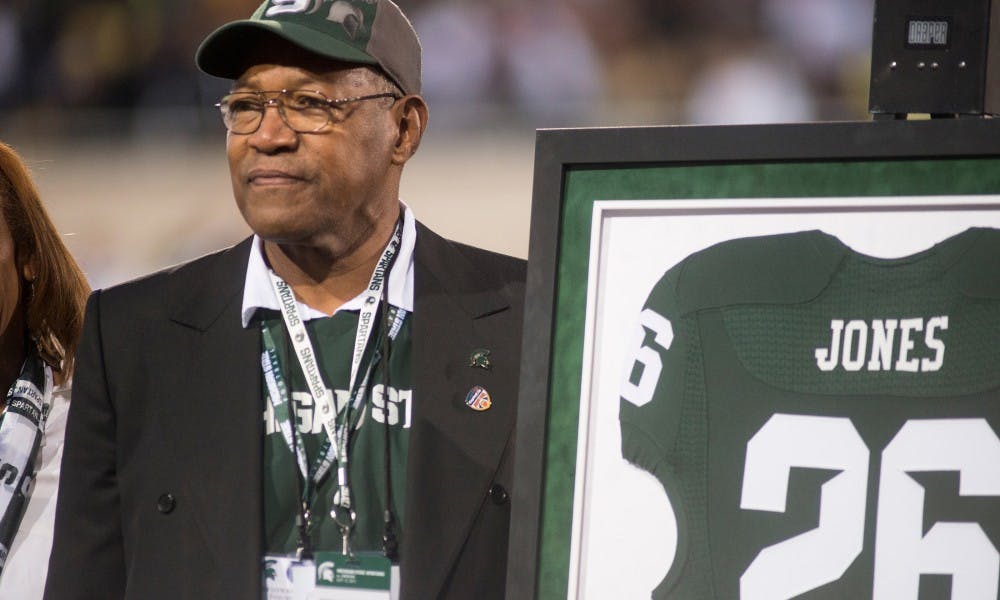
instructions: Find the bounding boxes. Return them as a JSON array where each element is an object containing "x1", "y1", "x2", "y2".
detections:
[{"x1": 216, "y1": 89, "x2": 399, "y2": 134}]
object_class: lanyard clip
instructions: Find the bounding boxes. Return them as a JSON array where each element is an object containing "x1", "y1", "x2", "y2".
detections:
[
  {"x1": 383, "y1": 509, "x2": 399, "y2": 560},
  {"x1": 295, "y1": 503, "x2": 314, "y2": 560},
  {"x1": 332, "y1": 505, "x2": 357, "y2": 557}
]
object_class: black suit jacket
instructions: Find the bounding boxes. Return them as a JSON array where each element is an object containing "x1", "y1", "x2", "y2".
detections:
[{"x1": 45, "y1": 223, "x2": 526, "y2": 599}]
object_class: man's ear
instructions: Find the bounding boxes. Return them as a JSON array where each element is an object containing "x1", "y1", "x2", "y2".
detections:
[{"x1": 391, "y1": 95, "x2": 428, "y2": 165}]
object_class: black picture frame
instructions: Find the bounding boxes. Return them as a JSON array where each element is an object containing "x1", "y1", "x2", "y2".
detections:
[{"x1": 507, "y1": 118, "x2": 1000, "y2": 599}]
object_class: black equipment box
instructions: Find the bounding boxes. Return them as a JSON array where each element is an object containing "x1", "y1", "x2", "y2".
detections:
[{"x1": 869, "y1": 0, "x2": 1000, "y2": 116}]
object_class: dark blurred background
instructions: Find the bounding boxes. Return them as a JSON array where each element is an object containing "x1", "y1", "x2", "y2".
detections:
[{"x1": 0, "y1": 0, "x2": 875, "y2": 287}]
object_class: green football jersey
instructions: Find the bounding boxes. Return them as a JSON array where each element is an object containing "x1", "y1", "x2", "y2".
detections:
[
  {"x1": 261, "y1": 309, "x2": 411, "y2": 557},
  {"x1": 620, "y1": 227, "x2": 1000, "y2": 599}
]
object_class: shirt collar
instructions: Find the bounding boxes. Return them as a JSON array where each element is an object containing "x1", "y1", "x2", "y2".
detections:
[{"x1": 241, "y1": 204, "x2": 417, "y2": 327}]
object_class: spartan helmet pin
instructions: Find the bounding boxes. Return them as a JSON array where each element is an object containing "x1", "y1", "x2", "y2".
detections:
[{"x1": 468, "y1": 348, "x2": 492, "y2": 371}]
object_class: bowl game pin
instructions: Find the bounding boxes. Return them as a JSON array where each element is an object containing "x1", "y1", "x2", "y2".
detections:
[
  {"x1": 465, "y1": 386, "x2": 492, "y2": 411},
  {"x1": 468, "y1": 348, "x2": 492, "y2": 371}
]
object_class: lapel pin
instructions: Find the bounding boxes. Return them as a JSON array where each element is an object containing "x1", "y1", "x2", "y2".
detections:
[
  {"x1": 465, "y1": 386, "x2": 492, "y2": 411},
  {"x1": 468, "y1": 348, "x2": 492, "y2": 371}
]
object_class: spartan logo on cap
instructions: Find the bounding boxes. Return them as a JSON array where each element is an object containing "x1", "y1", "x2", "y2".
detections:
[{"x1": 266, "y1": 0, "x2": 376, "y2": 39}]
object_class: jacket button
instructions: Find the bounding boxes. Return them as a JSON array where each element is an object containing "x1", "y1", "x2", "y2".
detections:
[
  {"x1": 489, "y1": 484, "x2": 508, "y2": 505},
  {"x1": 157, "y1": 493, "x2": 176, "y2": 514}
]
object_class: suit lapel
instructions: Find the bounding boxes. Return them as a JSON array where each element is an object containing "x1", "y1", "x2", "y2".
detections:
[
  {"x1": 157, "y1": 238, "x2": 264, "y2": 588},
  {"x1": 401, "y1": 224, "x2": 517, "y2": 598}
]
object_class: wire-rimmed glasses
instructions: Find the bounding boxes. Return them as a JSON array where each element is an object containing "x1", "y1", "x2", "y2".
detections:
[{"x1": 216, "y1": 89, "x2": 399, "y2": 134}]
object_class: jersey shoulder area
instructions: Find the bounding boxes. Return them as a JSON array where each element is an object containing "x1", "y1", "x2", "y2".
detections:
[
  {"x1": 952, "y1": 226, "x2": 1000, "y2": 299},
  {"x1": 651, "y1": 230, "x2": 846, "y2": 316}
]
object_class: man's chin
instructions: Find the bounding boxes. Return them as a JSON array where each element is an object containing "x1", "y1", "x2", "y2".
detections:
[
  {"x1": 253, "y1": 229, "x2": 312, "y2": 245},
  {"x1": 239, "y1": 205, "x2": 313, "y2": 242}
]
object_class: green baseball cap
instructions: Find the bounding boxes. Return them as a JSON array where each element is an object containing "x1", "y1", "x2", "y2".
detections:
[{"x1": 196, "y1": 0, "x2": 421, "y2": 95}]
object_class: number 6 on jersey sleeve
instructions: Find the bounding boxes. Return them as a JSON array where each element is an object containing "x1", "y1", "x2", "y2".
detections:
[{"x1": 621, "y1": 308, "x2": 674, "y2": 408}]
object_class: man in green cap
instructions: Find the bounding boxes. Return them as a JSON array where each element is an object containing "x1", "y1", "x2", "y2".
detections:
[{"x1": 45, "y1": 1, "x2": 525, "y2": 599}]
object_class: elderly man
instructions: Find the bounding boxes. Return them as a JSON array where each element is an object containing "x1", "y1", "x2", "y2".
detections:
[{"x1": 44, "y1": 2, "x2": 525, "y2": 599}]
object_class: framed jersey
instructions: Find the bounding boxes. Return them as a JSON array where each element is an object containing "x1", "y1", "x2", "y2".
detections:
[{"x1": 509, "y1": 119, "x2": 1000, "y2": 600}]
